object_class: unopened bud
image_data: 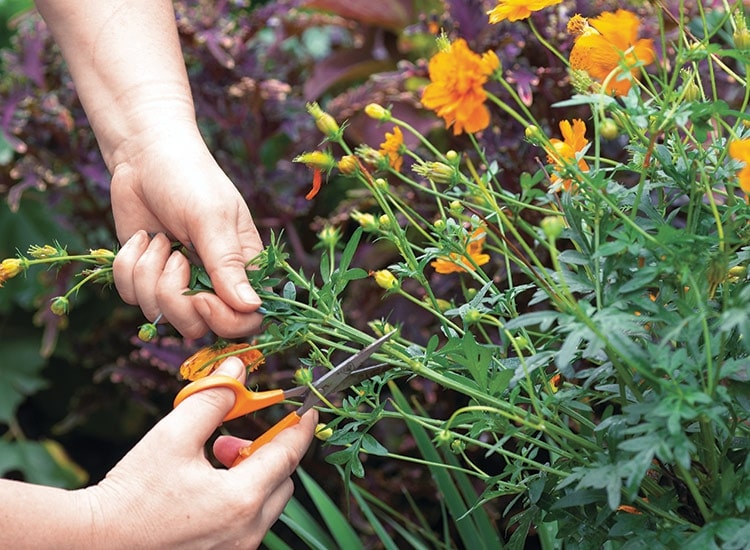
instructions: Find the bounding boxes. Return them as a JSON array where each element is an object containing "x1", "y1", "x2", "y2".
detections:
[
  {"x1": 337, "y1": 155, "x2": 359, "y2": 175},
  {"x1": 370, "y1": 269, "x2": 399, "y2": 290},
  {"x1": 138, "y1": 322, "x2": 158, "y2": 342},
  {"x1": 307, "y1": 102, "x2": 340, "y2": 137},
  {"x1": 0, "y1": 258, "x2": 26, "y2": 285},
  {"x1": 293, "y1": 150, "x2": 336, "y2": 171},
  {"x1": 50, "y1": 296, "x2": 69, "y2": 316},
  {"x1": 364, "y1": 103, "x2": 391, "y2": 122},
  {"x1": 89, "y1": 248, "x2": 115, "y2": 265},
  {"x1": 294, "y1": 367, "x2": 314, "y2": 386},
  {"x1": 314, "y1": 423, "x2": 334, "y2": 441},
  {"x1": 540, "y1": 216, "x2": 565, "y2": 241},
  {"x1": 351, "y1": 211, "x2": 379, "y2": 231}
]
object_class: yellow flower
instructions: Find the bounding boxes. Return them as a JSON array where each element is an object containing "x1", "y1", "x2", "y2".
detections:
[
  {"x1": 545, "y1": 119, "x2": 589, "y2": 191},
  {"x1": 378, "y1": 126, "x2": 404, "y2": 172},
  {"x1": 179, "y1": 342, "x2": 264, "y2": 381},
  {"x1": 488, "y1": 0, "x2": 562, "y2": 24},
  {"x1": 568, "y1": 10, "x2": 656, "y2": 96},
  {"x1": 729, "y1": 138, "x2": 750, "y2": 193},
  {"x1": 0, "y1": 258, "x2": 26, "y2": 287},
  {"x1": 421, "y1": 38, "x2": 499, "y2": 136},
  {"x1": 431, "y1": 227, "x2": 491, "y2": 274},
  {"x1": 369, "y1": 269, "x2": 399, "y2": 290}
]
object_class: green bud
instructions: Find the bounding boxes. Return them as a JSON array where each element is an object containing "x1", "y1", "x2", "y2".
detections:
[
  {"x1": 138, "y1": 322, "x2": 158, "y2": 342},
  {"x1": 50, "y1": 296, "x2": 69, "y2": 316}
]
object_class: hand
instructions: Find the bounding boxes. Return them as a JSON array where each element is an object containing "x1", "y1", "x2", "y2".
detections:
[
  {"x1": 81, "y1": 357, "x2": 317, "y2": 549},
  {"x1": 111, "y1": 129, "x2": 264, "y2": 339}
]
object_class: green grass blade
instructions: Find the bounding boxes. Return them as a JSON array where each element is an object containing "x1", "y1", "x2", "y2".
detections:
[
  {"x1": 298, "y1": 467, "x2": 363, "y2": 550},
  {"x1": 349, "y1": 482, "x2": 400, "y2": 550},
  {"x1": 276, "y1": 495, "x2": 336, "y2": 550}
]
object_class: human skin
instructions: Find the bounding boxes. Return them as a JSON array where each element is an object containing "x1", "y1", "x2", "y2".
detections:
[
  {"x1": 0, "y1": 358, "x2": 317, "y2": 549},
  {"x1": 33, "y1": 0, "x2": 264, "y2": 339}
]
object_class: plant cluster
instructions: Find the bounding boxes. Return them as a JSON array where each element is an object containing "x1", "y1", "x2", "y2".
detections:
[{"x1": 3, "y1": 0, "x2": 750, "y2": 547}]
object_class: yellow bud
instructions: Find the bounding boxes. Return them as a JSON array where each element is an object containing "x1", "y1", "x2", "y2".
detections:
[
  {"x1": 370, "y1": 269, "x2": 399, "y2": 290},
  {"x1": 378, "y1": 214, "x2": 391, "y2": 228},
  {"x1": 733, "y1": 10, "x2": 750, "y2": 50},
  {"x1": 445, "y1": 150, "x2": 458, "y2": 163},
  {"x1": 307, "y1": 102, "x2": 340, "y2": 137},
  {"x1": 314, "y1": 423, "x2": 333, "y2": 441},
  {"x1": 138, "y1": 322, "x2": 158, "y2": 342},
  {"x1": 27, "y1": 244, "x2": 62, "y2": 259},
  {"x1": 0, "y1": 258, "x2": 26, "y2": 286},
  {"x1": 293, "y1": 150, "x2": 336, "y2": 171},
  {"x1": 364, "y1": 103, "x2": 391, "y2": 122},
  {"x1": 351, "y1": 211, "x2": 379, "y2": 231},
  {"x1": 599, "y1": 118, "x2": 619, "y2": 140},
  {"x1": 337, "y1": 154, "x2": 359, "y2": 175},
  {"x1": 318, "y1": 225, "x2": 340, "y2": 247},
  {"x1": 89, "y1": 248, "x2": 115, "y2": 265}
]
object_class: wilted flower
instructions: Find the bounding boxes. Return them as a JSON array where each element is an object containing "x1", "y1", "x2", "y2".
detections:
[
  {"x1": 545, "y1": 119, "x2": 589, "y2": 191},
  {"x1": 27, "y1": 244, "x2": 63, "y2": 259},
  {"x1": 294, "y1": 151, "x2": 336, "y2": 200},
  {"x1": 180, "y1": 342, "x2": 264, "y2": 381},
  {"x1": 413, "y1": 161, "x2": 456, "y2": 184},
  {"x1": 568, "y1": 10, "x2": 656, "y2": 96},
  {"x1": 487, "y1": 0, "x2": 562, "y2": 24},
  {"x1": 431, "y1": 227, "x2": 491, "y2": 274},
  {"x1": 421, "y1": 38, "x2": 499, "y2": 135},
  {"x1": 729, "y1": 138, "x2": 750, "y2": 193},
  {"x1": 379, "y1": 126, "x2": 404, "y2": 172},
  {"x1": 89, "y1": 248, "x2": 115, "y2": 265}
]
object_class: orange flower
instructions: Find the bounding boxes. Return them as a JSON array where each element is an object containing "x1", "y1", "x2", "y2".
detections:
[
  {"x1": 0, "y1": 258, "x2": 25, "y2": 287},
  {"x1": 546, "y1": 119, "x2": 589, "y2": 191},
  {"x1": 421, "y1": 39, "x2": 499, "y2": 135},
  {"x1": 488, "y1": 0, "x2": 562, "y2": 24},
  {"x1": 379, "y1": 126, "x2": 404, "y2": 172},
  {"x1": 180, "y1": 342, "x2": 264, "y2": 381},
  {"x1": 729, "y1": 138, "x2": 750, "y2": 193},
  {"x1": 568, "y1": 10, "x2": 655, "y2": 96},
  {"x1": 306, "y1": 168, "x2": 323, "y2": 200},
  {"x1": 431, "y1": 227, "x2": 491, "y2": 274}
]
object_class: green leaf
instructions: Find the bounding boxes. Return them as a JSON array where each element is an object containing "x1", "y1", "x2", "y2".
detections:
[
  {"x1": 0, "y1": 333, "x2": 48, "y2": 423},
  {"x1": 360, "y1": 433, "x2": 388, "y2": 456}
]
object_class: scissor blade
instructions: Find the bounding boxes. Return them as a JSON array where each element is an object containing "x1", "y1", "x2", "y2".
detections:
[
  {"x1": 298, "y1": 331, "x2": 395, "y2": 413},
  {"x1": 328, "y1": 363, "x2": 393, "y2": 394}
]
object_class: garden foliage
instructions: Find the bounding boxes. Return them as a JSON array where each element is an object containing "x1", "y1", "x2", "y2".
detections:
[{"x1": 2, "y1": 0, "x2": 750, "y2": 547}]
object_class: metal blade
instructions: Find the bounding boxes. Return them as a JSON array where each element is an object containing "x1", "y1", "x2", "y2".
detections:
[{"x1": 298, "y1": 331, "x2": 395, "y2": 414}]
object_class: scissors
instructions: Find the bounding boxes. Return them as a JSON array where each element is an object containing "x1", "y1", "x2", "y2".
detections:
[{"x1": 173, "y1": 331, "x2": 395, "y2": 467}]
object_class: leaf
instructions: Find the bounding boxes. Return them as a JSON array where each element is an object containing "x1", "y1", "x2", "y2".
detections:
[
  {"x1": 360, "y1": 433, "x2": 388, "y2": 456},
  {"x1": 0, "y1": 333, "x2": 48, "y2": 423}
]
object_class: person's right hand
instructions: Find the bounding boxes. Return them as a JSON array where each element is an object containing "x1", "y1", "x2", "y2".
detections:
[{"x1": 79, "y1": 357, "x2": 317, "y2": 549}]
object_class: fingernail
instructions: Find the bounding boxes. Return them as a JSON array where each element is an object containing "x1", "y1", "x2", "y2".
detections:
[
  {"x1": 236, "y1": 283, "x2": 261, "y2": 305},
  {"x1": 214, "y1": 357, "x2": 244, "y2": 379}
]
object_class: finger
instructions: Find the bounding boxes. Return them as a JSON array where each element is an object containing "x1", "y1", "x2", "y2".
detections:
[
  {"x1": 112, "y1": 230, "x2": 150, "y2": 306},
  {"x1": 213, "y1": 435, "x2": 251, "y2": 468},
  {"x1": 131, "y1": 233, "x2": 173, "y2": 321},
  {"x1": 233, "y1": 409, "x2": 317, "y2": 476},
  {"x1": 193, "y1": 293, "x2": 264, "y2": 339},
  {"x1": 257, "y1": 478, "x2": 295, "y2": 532},
  {"x1": 156, "y1": 251, "x2": 210, "y2": 339},
  {"x1": 165, "y1": 357, "x2": 248, "y2": 453},
  {"x1": 191, "y1": 211, "x2": 264, "y2": 313}
]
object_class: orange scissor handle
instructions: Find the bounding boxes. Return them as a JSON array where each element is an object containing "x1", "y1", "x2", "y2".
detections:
[
  {"x1": 231, "y1": 411, "x2": 302, "y2": 467},
  {"x1": 173, "y1": 374, "x2": 286, "y2": 421}
]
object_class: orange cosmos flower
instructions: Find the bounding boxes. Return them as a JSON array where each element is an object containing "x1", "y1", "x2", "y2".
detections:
[
  {"x1": 568, "y1": 10, "x2": 655, "y2": 96},
  {"x1": 421, "y1": 39, "x2": 499, "y2": 136},
  {"x1": 488, "y1": 0, "x2": 562, "y2": 24},
  {"x1": 729, "y1": 138, "x2": 750, "y2": 194},
  {"x1": 546, "y1": 119, "x2": 589, "y2": 191},
  {"x1": 180, "y1": 342, "x2": 264, "y2": 381},
  {"x1": 431, "y1": 227, "x2": 491, "y2": 274},
  {"x1": 379, "y1": 126, "x2": 404, "y2": 172}
]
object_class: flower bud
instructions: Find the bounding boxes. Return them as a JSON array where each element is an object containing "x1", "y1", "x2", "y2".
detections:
[
  {"x1": 370, "y1": 269, "x2": 399, "y2": 291},
  {"x1": 450, "y1": 439, "x2": 466, "y2": 454},
  {"x1": 294, "y1": 367, "x2": 314, "y2": 386},
  {"x1": 138, "y1": 322, "x2": 158, "y2": 342},
  {"x1": 433, "y1": 219, "x2": 446, "y2": 231},
  {"x1": 89, "y1": 248, "x2": 115, "y2": 265},
  {"x1": 50, "y1": 296, "x2": 69, "y2": 316},
  {"x1": 445, "y1": 150, "x2": 459, "y2": 163},
  {"x1": 0, "y1": 258, "x2": 26, "y2": 286},
  {"x1": 449, "y1": 200, "x2": 463, "y2": 214},
  {"x1": 307, "y1": 102, "x2": 340, "y2": 137},
  {"x1": 337, "y1": 154, "x2": 359, "y2": 175},
  {"x1": 27, "y1": 244, "x2": 62, "y2": 259},
  {"x1": 413, "y1": 161, "x2": 455, "y2": 185},
  {"x1": 351, "y1": 211, "x2": 379, "y2": 231},
  {"x1": 378, "y1": 214, "x2": 391, "y2": 228},
  {"x1": 733, "y1": 10, "x2": 750, "y2": 51},
  {"x1": 318, "y1": 225, "x2": 341, "y2": 247},
  {"x1": 599, "y1": 118, "x2": 619, "y2": 140},
  {"x1": 373, "y1": 178, "x2": 389, "y2": 192},
  {"x1": 540, "y1": 216, "x2": 565, "y2": 241},
  {"x1": 314, "y1": 423, "x2": 334, "y2": 441},
  {"x1": 364, "y1": 103, "x2": 391, "y2": 122},
  {"x1": 293, "y1": 150, "x2": 336, "y2": 171},
  {"x1": 524, "y1": 125, "x2": 543, "y2": 143}
]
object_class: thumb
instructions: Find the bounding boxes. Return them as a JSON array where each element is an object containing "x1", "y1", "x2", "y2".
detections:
[{"x1": 168, "y1": 357, "x2": 247, "y2": 451}]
